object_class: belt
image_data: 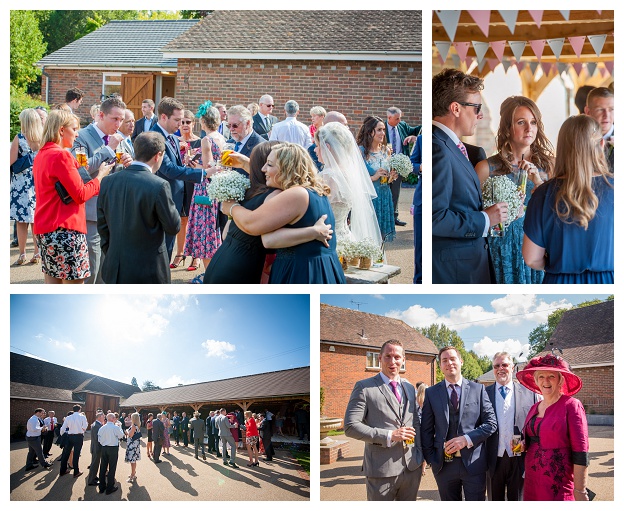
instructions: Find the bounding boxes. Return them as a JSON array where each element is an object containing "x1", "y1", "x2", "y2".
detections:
[{"x1": 68, "y1": 433, "x2": 84, "y2": 436}]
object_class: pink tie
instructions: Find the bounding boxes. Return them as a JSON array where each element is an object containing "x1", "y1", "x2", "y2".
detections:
[
  {"x1": 389, "y1": 381, "x2": 402, "y2": 403},
  {"x1": 457, "y1": 141, "x2": 469, "y2": 160}
]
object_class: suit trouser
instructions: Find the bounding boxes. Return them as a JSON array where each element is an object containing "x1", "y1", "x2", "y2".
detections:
[
  {"x1": 262, "y1": 433, "x2": 274, "y2": 459},
  {"x1": 182, "y1": 429, "x2": 188, "y2": 446},
  {"x1": 60, "y1": 434, "x2": 84, "y2": 475},
  {"x1": 26, "y1": 436, "x2": 46, "y2": 468},
  {"x1": 153, "y1": 439, "x2": 163, "y2": 461},
  {"x1": 42, "y1": 430, "x2": 55, "y2": 456},
  {"x1": 434, "y1": 457, "x2": 486, "y2": 501},
  {"x1": 87, "y1": 447, "x2": 102, "y2": 485},
  {"x1": 221, "y1": 435, "x2": 236, "y2": 464},
  {"x1": 214, "y1": 434, "x2": 221, "y2": 454},
  {"x1": 207, "y1": 432, "x2": 215, "y2": 451},
  {"x1": 194, "y1": 436, "x2": 205, "y2": 457},
  {"x1": 98, "y1": 445, "x2": 119, "y2": 493},
  {"x1": 413, "y1": 202, "x2": 422, "y2": 284},
  {"x1": 487, "y1": 452, "x2": 524, "y2": 501},
  {"x1": 85, "y1": 220, "x2": 102, "y2": 284},
  {"x1": 390, "y1": 175, "x2": 402, "y2": 217},
  {"x1": 366, "y1": 464, "x2": 423, "y2": 501}
]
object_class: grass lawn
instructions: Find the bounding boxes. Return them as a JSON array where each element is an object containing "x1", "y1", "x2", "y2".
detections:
[
  {"x1": 290, "y1": 448, "x2": 310, "y2": 474},
  {"x1": 326, "y1": 429, "x2": 344, "y2": 436}
]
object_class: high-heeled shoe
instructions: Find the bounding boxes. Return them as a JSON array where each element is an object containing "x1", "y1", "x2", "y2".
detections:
[
  {"x1": 254, "y1": 462, "x2": 260, "y2": 466},
  {"x1": 30, "y1": 253, "x2": 41, "y2": 264},
  {"x1": 15, "y1": 253, "x2": 27, "y2": 266},
  {"x1": 170, "y1": 254, "x2": 186, "y2": 268},
  {"x1": 187, "y1": 258, "x2": 201, "y2": 271}
]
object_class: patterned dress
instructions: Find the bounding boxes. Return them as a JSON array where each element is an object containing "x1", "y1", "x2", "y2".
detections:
[
  {"x1": 162, "y1": 417, "x2": 171, "y2": 448},
  {"x1": 10, "y1": 134, "x2": 36, "y2": 223},
  {"x1": 184, "y1": 137, "x2": 222, "y2": 259},
  {"x1": 125, "y1": 428, "x2": 142, "y2": 463},
  {"x1": 360, "y1": 147, "x2": 395, "y2": 242}
]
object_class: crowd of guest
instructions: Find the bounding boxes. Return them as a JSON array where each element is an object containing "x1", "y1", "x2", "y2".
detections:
[
  {"x1": 11, "y1": 87, "x2": 421, "y2": 284},
  {"x1": 432, "y1": 69, "x2": 614, "y2": 284}
]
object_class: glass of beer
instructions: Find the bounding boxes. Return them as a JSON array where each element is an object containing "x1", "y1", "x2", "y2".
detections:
[
  {"x1": 511, "y1": 435, "x2": 522, "y2": 456},
  {"x1": 443, "y1": 442, "x2": 454, "y2": 462},
  {"x1": 380, "y1": 168, "x2": 389, "y2": 185},
  {"x1": 220, "y1": 143, "x2": 235, "y2": 170},
  {"x1": 116, "y1": 145, "x2": 124, "y2": 164},
  {"x1": 76, "y1": 146, "x2": 87, "y2": 167}
]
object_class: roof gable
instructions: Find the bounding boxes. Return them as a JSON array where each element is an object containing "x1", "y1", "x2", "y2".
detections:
[{"x1": 549, "y1": 300, "x2": 613, "y2": 349}]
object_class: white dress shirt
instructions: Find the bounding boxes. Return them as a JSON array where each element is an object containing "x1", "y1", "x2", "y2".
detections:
[
  {"x1": 26, "y1": 415, "x2": 43, "y2": 437},
  {"x1": 269, "y1": 116, "x2": 313, "y2": 148},
  {"x1": 98, "y1": 421, "x2": 124, "y2": 446},
  {"x1": 63, "y1": 412, "x2": 88, "y2": 434},
  {"x1": 495, "y1": 383, "x2": 515, "y2": 457}
]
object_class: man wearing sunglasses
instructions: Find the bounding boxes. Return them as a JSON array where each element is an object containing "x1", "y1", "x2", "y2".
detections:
[
  {"x1": 226, "y1": 105, "x2": 265, "y2": 175},
  {"x1": 485, "y1": 352, "x2": 541, "y2": 501},
  {"x1": 432, "y1": 68, "x2": 508, "y2": 284},
  {"x1": 253, "y1": 94, "x2": 279, "y2": 140}
]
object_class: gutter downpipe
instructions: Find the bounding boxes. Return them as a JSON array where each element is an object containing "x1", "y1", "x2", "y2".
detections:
[{"x1": 41, "y1": 66, "x2": 50, "y2": 105}]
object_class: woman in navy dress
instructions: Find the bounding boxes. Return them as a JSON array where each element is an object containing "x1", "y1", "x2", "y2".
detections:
[
  {"x1": 222, "y1": 142, "x2": 345, "y2": 284},
  {"x1": 523, "y1": 115, "x2": 613, "y2": 283},
  {"x1": 475, "y1": 96, "x2": 555, "y2": 284}
]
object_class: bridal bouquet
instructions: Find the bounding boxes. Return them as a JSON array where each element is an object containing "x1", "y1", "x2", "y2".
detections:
[
  {"x1": 207, "y1": 170, "x2": 250, "y2": 202},
  {"x1": 389, "y1": 153, "x2": 413, "y2": 179},
  {"x1": 354, "y1": 238, "x2": 382, "y2": 261},
  {"x1": 481, "y1": 175, "x2": 523, "y2": 228}
]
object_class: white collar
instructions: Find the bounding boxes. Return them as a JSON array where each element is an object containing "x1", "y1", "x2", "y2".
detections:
[
  {"x1": 379, "y1": 371, "x2": 401, "y2": 385},
  {"x1": 445, "y1": 377, "x2": 463, "y2": 388},
  {"x1": 432, "y1": 120, "x2": 461, "y2": 145}
]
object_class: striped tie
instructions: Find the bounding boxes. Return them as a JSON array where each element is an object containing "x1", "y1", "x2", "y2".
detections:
[{"x1": 457, "y1": 141, "x2": 469, "y2": 160}]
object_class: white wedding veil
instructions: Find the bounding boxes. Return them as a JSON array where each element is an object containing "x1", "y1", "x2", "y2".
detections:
[{"x1": 317, "y1": 122, "x2": 383, "y2": 247}]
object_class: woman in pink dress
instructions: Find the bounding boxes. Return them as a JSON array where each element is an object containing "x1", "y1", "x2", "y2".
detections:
[
  {"x1": 516, "y1": 354, "x2": 589, "y2": 501},
  {"x1": 162, "y1": 411, "x2": 171, "y2": 454}
]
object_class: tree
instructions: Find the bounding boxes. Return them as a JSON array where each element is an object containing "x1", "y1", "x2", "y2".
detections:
[
  {"x1": 10, "y1": 11, "x2": 47, "y2": 92},
  {"x1": 472, "y1": 352, "x2": 492, "y2": 374},
  {"x1": 131, "y1": 377, "x2": 139, "y2": 388},
  {"x1": 179, "y1": 10, "x2": 213, "y2": 19},
  {"x1": 417, "y1": 323, "x2": 466, "y2": 351},
  {"x1": 142, "y1": 380, "x2": 161, "y2": 392}
]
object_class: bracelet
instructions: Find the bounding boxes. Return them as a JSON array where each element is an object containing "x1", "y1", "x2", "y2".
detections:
[
  {"x1": 228, "y1": 203, "x2": 240, "y2": 219},
  {"x1": 574, "y1": 488, "x2": 588, "y2": 495}
]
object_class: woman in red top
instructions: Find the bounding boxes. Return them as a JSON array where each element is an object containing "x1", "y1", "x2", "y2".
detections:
[
  {"x1": 244, "y1": 410, "x2": 260, "y2": 467},
  {"x1": 33, "y1": 110, "x2": 112, "y2": 283}
]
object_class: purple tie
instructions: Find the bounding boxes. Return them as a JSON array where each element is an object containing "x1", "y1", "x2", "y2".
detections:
[
  {"x1": 457, "y1": 141, "x2": 469, "y2": 160},
  {"x1": 103, "y1": 135, "x2": 109, "y2": 146},
  {"x1": 389, "y1": 381, "x2": 401, "y2": 403},
  {"x1": 450, "y1": 384, "x2": 459, "y2": 411}
]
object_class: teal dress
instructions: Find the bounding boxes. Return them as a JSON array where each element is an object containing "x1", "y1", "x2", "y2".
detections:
[
  {"x1": 486, "y1": 155, "x2": 544, "y2": 284},
  {"x1": 360, "y1": 146, "x2": 395, "y2": 242},
  {"x1": 269, "y1": 189, "x2": 346, "y2": 284}
]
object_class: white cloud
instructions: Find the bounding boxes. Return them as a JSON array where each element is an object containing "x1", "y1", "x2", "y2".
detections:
[
  {"x1": 99, "y1": 296, "x2": 173, "y2": 343},
  {"x1": 160, "y1": 374, "x2": 200, "y2": 388},
  {"x1": 47, "y1": 337, "x2": 76, "y2": 351},
  {"x1": 201, "y1": 339, "x2": 236, "y2": 359},
  {"x1": 386, "y1": 304, "x2": 441, "y2": 327},
  {"x1": 372, "y1": 295, "x2": 385, "y2": 300},
  {"x1": 472, "y1": 336, "x2": 531, "y2": 361}
]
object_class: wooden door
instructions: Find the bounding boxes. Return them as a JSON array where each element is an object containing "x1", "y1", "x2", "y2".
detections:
[
  {"x1": 162, "y1": 76, "x2": 176, "y2": 98},
  {"x1": 121, "y1": 74, "x2": 154, "y2": 119}
]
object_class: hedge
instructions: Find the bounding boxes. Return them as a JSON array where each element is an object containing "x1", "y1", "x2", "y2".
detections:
[{"x1": 10, "y1": 89, "x2": 48, "y2": 141}]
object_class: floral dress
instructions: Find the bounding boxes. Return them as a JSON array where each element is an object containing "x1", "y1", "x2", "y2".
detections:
[
  {"x1": 360, "y1": 147, "x2": 395, "y2": 242},
  {"x1": 125, "y1": 427, "x2": 142, "y2": 463},
  {"x1": 184, "y1": 136, "x2": 222, "y2": 259},
  {"x1": 162, "y1": 417, "x2": 171, "y2": 448},
  {"x1": 10, "y1": 134, "x2": 36, "y2": 223}
]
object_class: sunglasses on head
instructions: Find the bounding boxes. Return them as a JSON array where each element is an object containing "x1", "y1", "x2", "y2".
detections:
[{"x1": 181, "y1": 120, "x2": 193, "y2": 125}]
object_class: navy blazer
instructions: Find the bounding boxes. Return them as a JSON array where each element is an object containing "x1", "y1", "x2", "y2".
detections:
[
  {"x1": 252, "y1": 113, "x2": 278, "y2": 140},
  {"x1": 132, "y1": 115, "x2": 157, "y2": 141},
  {"x1": 421, "y1": 379, "x2": 497, "y2": 476},
  {"x1": 431, "y1": 124, "x2": 491, "y2": 284}
]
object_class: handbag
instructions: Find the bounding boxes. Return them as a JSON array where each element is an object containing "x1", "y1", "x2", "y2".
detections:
[
  {"x1": 58, "y1": 431, "x2": 69, "y2": 448},
  {"x1": 55, "y1": 181, "x2": 73, "y2": 205}
]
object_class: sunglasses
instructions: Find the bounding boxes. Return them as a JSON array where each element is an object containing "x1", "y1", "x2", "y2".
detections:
[
  {"x1": 226, "y1": 122, "x2": 243, "y2": 129},
  {"x1": 264, "y1": 104, "x2": 275, "y2": 108},
  {"x1": 458, "y1": 102, "x2": 483, "y2": 115},
  {"x1": 180, "y1": 120, "x2": 193, "y2": 125},
  {"x1": 493, "y1": 363, "x2": 511, "y2": 369}
]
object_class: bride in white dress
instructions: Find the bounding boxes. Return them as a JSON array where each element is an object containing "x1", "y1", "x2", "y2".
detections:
[{"x1": 315, "y1": 122, "x2": 383, "y2": 248}]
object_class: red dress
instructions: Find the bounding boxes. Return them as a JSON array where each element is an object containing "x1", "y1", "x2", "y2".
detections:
[{"x1": 522, "y1": 395, "x2": 589, "y2": 500}]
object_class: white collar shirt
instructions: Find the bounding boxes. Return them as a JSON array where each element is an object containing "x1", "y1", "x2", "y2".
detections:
[
  {"x1": 98, "y1": 421, "x2": 124, "y2": 446},
  {"x1": 63, "y1": 412, "x2": 88, "y2": 434},
  {"x1": 269, "y1": 116, "x2": 312, "y2": 148},
  {"x1": 43, "y1": 416, "x2": 57, "y2": 428},
  {"x1": 495, "y1": 383, "x2": 515, "y2": 457},
  {"x1": 26, "y1": 415, "x2": 43, "y2": 437}
]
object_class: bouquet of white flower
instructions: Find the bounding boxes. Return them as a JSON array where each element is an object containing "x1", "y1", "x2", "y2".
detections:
[
  {"x1": 353, "y1": 238, "x2": 382, "y2": 261},
  {"x1": 207, "y1": 170, "x2": 250, "y2": 203},
  {"x1": 389, "y1": 153, "x2": 413, "y2": 179},
  {"x1": 481, "y1": 175, "x2": 523, "y2": 229}
]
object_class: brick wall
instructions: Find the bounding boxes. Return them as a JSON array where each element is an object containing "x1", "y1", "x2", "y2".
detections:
[
  {"x1": 574, "y1": 366, "x2": 614, "y2": 415},
  {"x1": 11, "y1": 398, "x2": 80, "y2": 438},
  {"x1": 176, "y1": 58, "x2": 422, "y2": 134},
  {"x1": 320, "y1": 343, "x2": 435, "y2": 419}
]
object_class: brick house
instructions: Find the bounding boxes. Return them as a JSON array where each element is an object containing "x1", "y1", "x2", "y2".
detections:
[
  {"x1": 320, "y1": 304, "x2": 437, "y2": 419},
  {"x1": 10, "y1": 352, "x2": 140, "y2": 438},
  {"x1": 36, "y1": 11, "x2": 421, "y2": 131}
]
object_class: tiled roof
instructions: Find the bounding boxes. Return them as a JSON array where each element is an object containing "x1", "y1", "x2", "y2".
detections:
[
  {"x1": 36, "y1": 20, "x2": 199, "y2": 68},
  {"x1": 10, "y1": 352, "x2": 139, "y2": 399},
  {"x1": 320, "y1": 304, "x2": 438, "y2": 356},
  {"x1": 121, "y1": 367, "x2": 310, "y2": 408},
  {"x1": 11, "y1": 382, "x2": 79, "y2": 403},
  {"x1": 164, "y1": 11, "x2": 421, "y2": 54},
  {"x1": 549, "y1": 300, "x2": 614, "y2": 350}
]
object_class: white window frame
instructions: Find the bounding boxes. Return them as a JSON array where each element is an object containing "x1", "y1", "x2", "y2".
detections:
[
  {"x1": 366, "y1": 351, "x2": 406, "y2": 371},
  {"x1": 102, "y1": 73, "x2": 122, "y2": 99}
]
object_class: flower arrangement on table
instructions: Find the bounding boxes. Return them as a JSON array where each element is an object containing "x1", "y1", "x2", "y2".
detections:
[
  {"x1": 354, "y1": 238, "x2": 382, "y2": 262},
  {"x1": 206, "y1": 170, "x2": 250, "y2": 203},
  {"x1": 481, "y1": 175, "x2": 523, "y2": 230},
  {"x1": 388, "y1": 153, "x2": 414, "y2": 179}
]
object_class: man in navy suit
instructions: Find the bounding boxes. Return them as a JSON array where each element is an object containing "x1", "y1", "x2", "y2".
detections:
[
  {"x1": 421, "y1": 346, "x2": 497, "y2": 501},
  {"x1": 585, "y1": 87, "x2": 614, "y2": 172},
  {"x1": 432, "y1": 69, "x2": 507, "y2": 284},
  {"x1": 132, "y1": 99, "x2": 157, "y2": 141},
  {"x1": 151, "y1": 97, "x2": 204, "y2": 261},
  {"x1": 252, "y1": 94, "x2": 279, "y2": 140},
  {"x1": 411, "y1": 135, "x2": 422, "y2": 284}
]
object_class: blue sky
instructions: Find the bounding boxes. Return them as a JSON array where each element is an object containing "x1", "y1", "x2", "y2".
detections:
[
  {"x1": 10, "y1": 294, "x2": 310, "y2": 388},
  {"x1": 321, "y1": 294, "x2": 611, "y2": 360}
]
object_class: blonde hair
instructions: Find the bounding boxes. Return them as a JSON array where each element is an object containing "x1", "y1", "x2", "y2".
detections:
[
  {"x1": 131, "y1": 412, "x2": 141, "y2": 427},
  {"x1": 416, "y1": 383, "x2": 428, "y2": 408},
  {"x1": 20, "y1": 109, "x2": 43, "y2": 151},
  {"x1": 244, "y1": 410, "x2": 253, "y2": 418},
  {"x1": 41, "y1": 110, "x2": 79, "y2": 146},
  {"x1": 271, "y1": 142, "x2": 330, "y2": 196},
  {"x1": 553, "y1": 115, "x2": 612, "y2": 229},
  {"x1": 310, "y1": 106, "x2": 327, "y2": 117}
]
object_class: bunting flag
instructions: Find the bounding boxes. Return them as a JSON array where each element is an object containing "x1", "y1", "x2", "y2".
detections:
[
  {"x1": 529, "y1": 62, "x2": 539, "y2": 76},
  {"x1": 508, "y1": 41, "x2": 527, "y2": 62},
  {"x1": 451, "y1": 53, "x2": 461, "y2": 68},
  {"x1": 541, "y1": 62, "x2": 553, "y2": 76},
  {"x1": 572, "y1": 62, "x2": 584, "y2": 76},
  {"x1": 588, "y1": 34, "x2": 607, "y2": 57},
  {"x1": 498, "y1": 10, "x2": 519, "y2": 34},
  {"x1": 472, "y1": 41, "x2": 490, "y2": 64},
  {"x1": 586, "y1": 62, "x2": 598, "y2": 77},
  {"x1": 454, "y1": 41, "x2": 471, "y2": 62},
  {"x1": 605, "y1": 61, "x2": 614, "y2": 75},
  {"x1": 557, "y1": 62, "x2": 568, "y2": 76},
  {"x1": 560, "y1": 10, "x2": 570, "y2": 21},
  {"x1": 597, "y1": 10, "x2": 602, "y2": 14},
  {"x1": 529, "y1": 40, "x2": 547, "y2": 62},
  {"x1": 436, "y1": 10, "x2": 461, "y2": 42},
  {"x1": 516, "y1": 61, "x2": 525, "y2": 72},
  {"x1": 434, "y1": 41, "x2": 452, "y2": 63},
  {"x1": 528, "y1": 10, "x2": 544, "y2": 28},
  {"x1": 437, "y1": 53, "x2": 446, "y2": 66},
  {"x1": 600, "y1": 66, "x2": 608, "y2": 78},
  {"x1": 465, "y1": 56, "x2": 474, "y2": 69},
  {"x1": 568, "y1": 36, "x2": 586, "y2": 58},
  {"x1": 477, "y1": 58, "x2": 487, "y2": 73},
  {"x1": 547, "y1": 38, "x2": 565, "y2": 60},
  {"x1": 487, "y1": 59, "x2": 498, "y2": 72},
  {"x1": 490, "y1": 41, "x2": 506, "y2": 63},
  {"x1": 502, "y1": 59, "x2": 512, "y2": 73},
  {"x1": 468, "y1": 10, "x2": 491, "y2": 37}
]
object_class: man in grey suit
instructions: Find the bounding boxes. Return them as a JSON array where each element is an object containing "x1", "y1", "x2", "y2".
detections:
[
  {"x1": 151, "y1": 413, "x2": 165, "y2": 463},
  {"x1": 97, "y1": 132, "x2": 180, "y2": 284},
  {"x1": 344, "y1": 339, "x2": 424, "y2": 501},
  {"x1": 421, "y1": 346, "x2": 497, "y2": 501},
  {"x1": 190, "y1": 411, "x2": 206, "y2": 460},
  {"x1": 87, "y1": 411, "x2": 105, "y2": 486},
  {"x1": 252, "y1": 94, "x2": 279, "y2": 140},
  {"x1": 485, "y1": 352, "x2": 541, "y2": 501},
  {"x1": 72, "y1": 96, "x2": 133, "y2": 284},
  {"x1": 216, "y1": 408, "x2": 238, "y2": 468}
]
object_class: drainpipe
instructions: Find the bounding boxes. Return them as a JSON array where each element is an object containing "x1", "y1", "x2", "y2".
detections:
[{"x1": 41, "y1": 66, "x2": 50, "y2": 105}]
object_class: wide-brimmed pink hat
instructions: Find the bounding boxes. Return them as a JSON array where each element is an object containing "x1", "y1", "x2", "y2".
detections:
[{"x1": 516, "y1": 354, "x2": 582, "y2": 396}]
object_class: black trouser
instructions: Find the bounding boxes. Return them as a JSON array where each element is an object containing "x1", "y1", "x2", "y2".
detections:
[
  {"x1": 153, "y1": 439, "x2": 163, "y2": 461},
  {"x1": 433, "y1": 457, "x2": 486, "y2": 501},
  {"x1": 99, "y1": 445, "x2": 119, "y2": 493},
  {"x1": 182, "y1": 429, "x2": 188, "y2": 446},
  {"x1": 487, "y1": 452, "x2": 524, "y2": 501},
  {"x1": 42, "y1": 429, "x2": 55, "y2": 456},
  {"x1": 60, "y1": 434, "x2": 84, "y2": 475},
  {"x1": 26, "y1": 436, "x2": 45, "y2": 468},
  {"x1": 207, "y1": 431, "x2": 215, "y2": 452},
  {"x1": 390, "y1": 175, "x2": 402, "y2": 217},
  {"x1": 214, "y1": 434, "x2": 221, "y2": 455},
  {"x1": 263, "y1": 433, "x2": 274, "y2": 459}
]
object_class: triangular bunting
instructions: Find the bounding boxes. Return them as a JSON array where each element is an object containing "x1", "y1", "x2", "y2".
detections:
[
  {"x1": 572, "y1": 62, "x2": 584, "y2": 77},
  {"x1": 560, "y1": 10, "x2": 570, "y2": 21},
  {"x1": 502, "y1": 59, "x2": 512, "y2": 73},
  {"x1": 487, "y1": 59, "x2": 498, "y2": 72},
  {"x1": 557, "y1": 62, "x2": 568, "y2": 76},
  {"x1": 436, "y1": 10, "x2": 461, "y2": 42},
  {"x1": 597, "y1": 10, "x2": 602, "y2": 15},
  {"x1": 465, "y1": 56, "x2": 474, "y2": 69},
  {"x1": 473, "y1": 41, "x2": 490, "y2": 64},
  {"x1": 541, "y1": 62, "x2": 553, "y2": 76},
  {"x1": 478, "y1": 58, "x2": 487, "y2": 73},
  {"x1": 516, "y1": 61, "x2": 525, "y2": 72},
  {"x1": 600, "y1": 67, "x2": 608, "y2": 78},
  {"x1": 529, "y1": 62, "x2": 539, "y2": 76},
  {"x1": 499, "y1": 11, "x2": 519, "y2": 34},
  {"x1": 454, "y1": 42, "x2": 471, "y2": 63},
  {"x1": 490, "y1": 41, "x2": 506, "y2": 63},
  {"x1": 451, "y1": 54, "x2": 461, "y2": 68},
  {"x1": 508, "y1": 41, "x2": 527, "y2": 62},
  {"x1": 529, "y1": 39, "x2": 546, "y2": 62},
  {"x1": 605, "y1": 61, "x2": 614, "y2": 75},
  {"x1": 547, "y1": 38, "x2": 565, "y2": 60},
  {"x1": 588, "y1": 34, "x2": 607, "y2": 57},
  {"x1": 434, "y1": 41, "x2": 452, "y2": 63},
  {"x1": 568, "y1": 36, "x2": 586, "y2": 58},
  {"x1": 586, "y1": 62, "x2": 598, "y2": 77},
  {"x1": 528, "y1": 10, "x2": 544, "y2": 28},
  {"x1": 468, "y1": 10, "x2": 491, "y2": 37}
]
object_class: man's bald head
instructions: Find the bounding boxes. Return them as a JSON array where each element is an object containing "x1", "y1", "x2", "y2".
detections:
[
  {"x1": 324, "y1": 111, "x2": 348, "y2": 126},
  {"x1": 106, "y1": 413, "x2": 116, "y2": 422}
]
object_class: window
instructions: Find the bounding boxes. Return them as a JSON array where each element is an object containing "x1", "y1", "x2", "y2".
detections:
[
  {"x1": 366, "y1": 351, "x2": 406, "y2": 371},
  {"x1": 102, "y1": 73, "x2": 122, "y2": 99}
]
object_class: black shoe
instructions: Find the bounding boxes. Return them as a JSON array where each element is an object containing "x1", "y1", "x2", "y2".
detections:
[
  {"x1": 154, "y1": 459, "x2": 162, "y2": 464},
  {"x1": 225, "y1": 454, "x2": 230, "y2": 459},
  {"x1": 229, "y1": 462, "x2": 239, "y2": 468},
  {"x1": 395, "y1": 218, "x2": 407, "y2": 226},
  {"x1": 88, "y1": 482, "x2": 99, "y2": 486},
  {"x1": 216, "y1": 453, "x2": 222, "y2": 458},
  {"x1": 202, "y1": 454, "x2": 206, "y2": 460},
  {"x1": 223, "y1": 461, "x2": 228, "y2": 466},
  {"x1": 25, "y1": 465, "x2": 37, "y2": 471},
  {"x1": 106, "y1": 486, "x2": 118, "y2": 495},
  {"x1": 98, "y1": 487, "x2": 106, "y2": 493},
  {"x1": 194, "y1": 456, "x2": 198, "y2": 459},
  {"x1": 42, "y1": 463, "x2": 52, "y2": 469}
]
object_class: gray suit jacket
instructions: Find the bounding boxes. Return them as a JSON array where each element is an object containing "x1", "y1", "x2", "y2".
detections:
[
  {"x1": 215, "y1": 414, "x2": 234, "y2": 438},
  {"x1": 151, "y1": 418, "x2": 164, "y2": 443},
  {"x1": 190, "y1": 417, "x2": 206, "y2": 437},
  {"x1": 344, "y1": 373, "x2": 423, "y2": 478},
  {"x1": 90, "y1": 420, "x2": 103, "y2": 454},
  {"x1": 421, "y1": 379, "x2": 497, "y2": 476}
]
